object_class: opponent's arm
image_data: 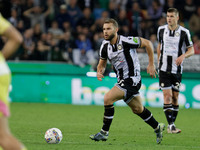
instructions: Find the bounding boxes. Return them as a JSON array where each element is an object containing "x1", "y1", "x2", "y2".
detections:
[
  {"x1": 140, "y1": 37, "x2": 157, "y2": 78},
  {"x1": 97, "y1": 59, "x2": 107, "y2": 81},
  {"x1": 1, "y1": 26, "x2": 23, "y2": 59}
]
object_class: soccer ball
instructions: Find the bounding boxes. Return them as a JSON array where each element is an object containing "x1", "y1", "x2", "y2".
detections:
[{"x1": 44, "y1": 128, "x2": 63, "y2": 144}]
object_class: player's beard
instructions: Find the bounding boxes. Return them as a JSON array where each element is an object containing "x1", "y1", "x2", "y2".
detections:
[{"x1": 105, "y1": 33, "x2": 115, "y2": 41}]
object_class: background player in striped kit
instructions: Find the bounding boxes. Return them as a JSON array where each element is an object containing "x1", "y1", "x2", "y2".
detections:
[
  {"x1": 90, "y1": 18, "x2": 165, "y2": 144},
  {"x1": 157, "y1": 8, "x2": 194, "y2": 133}
]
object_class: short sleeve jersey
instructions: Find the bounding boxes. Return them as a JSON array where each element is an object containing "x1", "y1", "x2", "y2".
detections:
[
  {"x1": 99, "y1": 35, "x2": 141, "y2": 81},
  {"x1": 157, "y1": 24, "x2": 193, "y2": 74}
]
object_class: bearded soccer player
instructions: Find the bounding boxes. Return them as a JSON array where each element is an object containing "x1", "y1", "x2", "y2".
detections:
[
  {"x1": 89, "y1": 18, "x2": 165, "y2": 144},
  {"x1": 157, "y1": 8, "x2": 194, "y2": 133},
  {"x1": 0, "y1": 14, "x2": 27, "y2": 150}
]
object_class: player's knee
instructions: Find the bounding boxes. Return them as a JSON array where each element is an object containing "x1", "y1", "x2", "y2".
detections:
[
  {"x1": 104, "y1": 93, "x2": 113, "y2": 105},
  {"x1": 131, "y1": 106, "x2": 143, "y2": 114},
  {"x1": 164, "y1": 93, "x2": 172, "y2": 103}
]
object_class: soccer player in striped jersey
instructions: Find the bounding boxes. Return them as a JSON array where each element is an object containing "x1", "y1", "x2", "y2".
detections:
[
  {"x1": 157, "y1": 8, "x2": 194, "y2": 134},
  {"x1": 90, "y1": 18, "x2": 165, "y2": 144},
  {"x1": 0, "y1": 14, "x2": 27, "y2": 150}
]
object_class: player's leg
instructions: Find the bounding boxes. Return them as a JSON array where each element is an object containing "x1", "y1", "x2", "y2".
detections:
[
  {"x1": 0, "y1": 116, "x2": 27, "y2": 150},
  {"x1": 159, "y1": 71, "x2": 175, "y2": 133},
  {"x1": 128, "y1": 96, "x2": 165, "y2": 144},
  {"x1": 163, "y1": 89, "x2": 174, "y2": 126},
  {"x1": 90, "y1": 86, "x2": 124, "y2": 141},
  {"x1": 169, "y1": 73, "x2": 182, "y2": 133},
  {"x1": 172, "y1": 91, "x2": 179, "y2": 123},
  {"x1": 0, "y1": 71, "x2": 27, "y2": 150}
]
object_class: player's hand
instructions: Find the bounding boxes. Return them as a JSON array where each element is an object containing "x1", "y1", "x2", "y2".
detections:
[
  {"x1": 147, "y1": 64, "x2": 157, "y2": 78},
  {"x1": 97, "y1": 72, "x2": 104, "y2": 81},
  {"x1": 176, "y1": 54, "x2": 185, "y2": 66}
]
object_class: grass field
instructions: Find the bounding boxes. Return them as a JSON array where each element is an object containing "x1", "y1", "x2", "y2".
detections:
[{"x1": 9, "y1": 102, "x2": 200, "y2": 150}]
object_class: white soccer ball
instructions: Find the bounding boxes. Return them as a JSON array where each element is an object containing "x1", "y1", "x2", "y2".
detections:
[{"x1": 44, "y1": 128, "x2": 63, "y2": 144}]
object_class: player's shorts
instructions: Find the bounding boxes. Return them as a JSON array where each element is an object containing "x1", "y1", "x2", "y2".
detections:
[
  {"x1": 115, "y1": 77, "x2": 141, "y2": 104},
  {"x1": 159, "y1": 70, "x2": 182, "y2": 92},
  {"x1": 0, "y1": 52, "x2": 11, "y2": 117}
]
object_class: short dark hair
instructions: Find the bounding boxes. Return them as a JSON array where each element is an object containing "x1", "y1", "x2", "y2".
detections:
[
  {"x1": 104, "y1": 18, "x2": 118, "y2": 28},
  {"x1": 167, "y1": 8, "x2": 179, "y2": 16}
]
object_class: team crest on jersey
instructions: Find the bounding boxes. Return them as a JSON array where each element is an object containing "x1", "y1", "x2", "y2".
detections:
[
  {"x1": 175, "y1": 32, "x2": 180, "y2": 37},
  {"x1": 117, "y1": 44, "x2": 122, "y2": 50}
]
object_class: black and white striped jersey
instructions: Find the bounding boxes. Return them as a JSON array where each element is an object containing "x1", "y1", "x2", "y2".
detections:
[
  {"x1": 157, "y1": 24, "x2": 193, "y2": 74},
  {"x1": 99, "y1": 35, "x2": 141, "y2": 83}
]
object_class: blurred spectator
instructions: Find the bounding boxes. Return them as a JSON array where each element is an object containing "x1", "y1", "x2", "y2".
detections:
[
  {"x1": 21, "y1": 28, "x2": 35, "y2": 60},
  {"x1": 62, "y1": 21, "x2": 72, "y2": 32},
  {"x1": 98, "y1": 0, "x2": 109, "y2": 10},
  {"x1": 193, "y1": 35, "x2": 200, "y2": 54},
  {"x1": 182, "y1": 0, "x2": 196, "y2": 22},
  {"x1": 48, "y1": 20, "x2": 64, "y2": 44},
  {"x1": 16, "y1": 20, "x2": 25, "y2": 34},
  {"x1": 117, "y1": 9, "x2": 129, "y2": 36},
  {"x1": 113, "y1": 0, "x2": 128, "y2": 10},
  {"x1": 92, "y1": 31, "x2": 104, "y2": 58},
  {"x1": 8, "y1": 8, "x2": 18, "y2": 27},
  {"x1": 150, "y1": 34, "x2": 158, "y2": 52},
  {"x1": 189, "y1": 6, "x2": 200, "y2": 36},
  {"x1": 76, "y1": 7, "x2": 95, "y2": 30},
  {"x1": 91, "y1": 10, "x2": 109, "y2": 33},
  {"x1": 138, "y1": 20, "x2": 150, "y2": 40},
  {"x1": 35, "y1": 39, "x2": 51, "y2": 61},
  {"x1": 23, "y1": 4, "x2": 52, "y2": 32},
  {"x1": 33, "y1": 23, "x2": 42, "y2": 42},
  {"x1": 163, "y1": 0, "x2": 176, "y2": 13},
  {"x1": 108, "y1": 0, "x2": 118, "y2": 19},
  {"x1": 78, "y1": 0, "x2": 94, "y2": 11},
  {"x1": 73, "y1": 33, "x2": 95, "y2": 67},
  {"x1": 127, "y1": 2, "x2": 144, "y2": 35},
  {"x1": 144, "y1": 0, "x2": 165, "y2": 8},
  {"x1": 45, "y1": 0, "x2": 60, "y2": 29},
  {"x1": 67, "y1": 0, "x2": 82, "y2": 28},
  {"x1": 147, "y1": 0, "x2": 163, "y2": 21},
  {"x1": 56, "y1": 4, "x2": 72, "y2": 30},
  {"x1": 58, "y1": 31, "x2": 76, "y2": 63}
]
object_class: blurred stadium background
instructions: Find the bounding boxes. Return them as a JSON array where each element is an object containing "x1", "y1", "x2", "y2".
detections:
[
  {"x1": 0, "y1": 0, "x2": 198, "y2": 109},
  {"x1": 1, "y1": 0, "x2": 200, "y2": 149}
]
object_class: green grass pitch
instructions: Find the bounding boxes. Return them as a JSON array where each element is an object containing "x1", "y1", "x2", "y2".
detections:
[{"x1": 9, "y1": 103, "x2": 200, "y2": 150}]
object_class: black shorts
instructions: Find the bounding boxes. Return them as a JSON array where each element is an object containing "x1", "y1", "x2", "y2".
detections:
[
  {"x1": 159, "y1": 70, "x2": 182, "y2": 92},
  {"x1": 115, "y1": 78, "x2": 141, "y2": 104}
]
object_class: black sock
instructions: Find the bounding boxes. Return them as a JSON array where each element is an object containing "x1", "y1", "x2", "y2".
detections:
[
  {"x1": 163, "y1": 104, "x2": 173, "y2": 125},
  {"x1": 137, "y1": 107, "x2": 159, "y2": 129},
  {"x1": 102, "y1": 105, "x2": 114, "y2": 132},
  {"x1": 172, "y1": 104, "x2": 179, "y2": 123}
]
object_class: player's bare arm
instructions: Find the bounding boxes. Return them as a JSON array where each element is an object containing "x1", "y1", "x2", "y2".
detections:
[
  {"x1": 97, "y1": 59, "x2": 107, "y2": 81},
  {"x1": 140, "y1": 37, "x2": 157, "y2": 78},
  {"x1": 1, "y1": 26, "x2": 23, "y2": 59},
  {"x1": 176, "y1": 46, "x2": 194, "y2": 66}
]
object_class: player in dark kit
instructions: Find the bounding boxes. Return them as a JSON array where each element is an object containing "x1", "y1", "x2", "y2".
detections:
[
  {"x1": 90, "y1": 18, "x2": 165, "y2": 144},
  {"x1": 157, "y1": 8, "x2": 194, "y2": 133}
]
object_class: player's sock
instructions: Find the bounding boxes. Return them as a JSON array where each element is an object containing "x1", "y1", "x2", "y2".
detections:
[
  {"x1": 102, "y1": 104, "x2": 114, "y2": 132},
  {"x1": 137, "y1": 107, "x2": 159, "y2": 129},
  {"x1": 163, "y1": 104, "x2": 173, "y2": 125},
  {"x1": 172, "y1": 104, "x2": 179, "y2": 123}
]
